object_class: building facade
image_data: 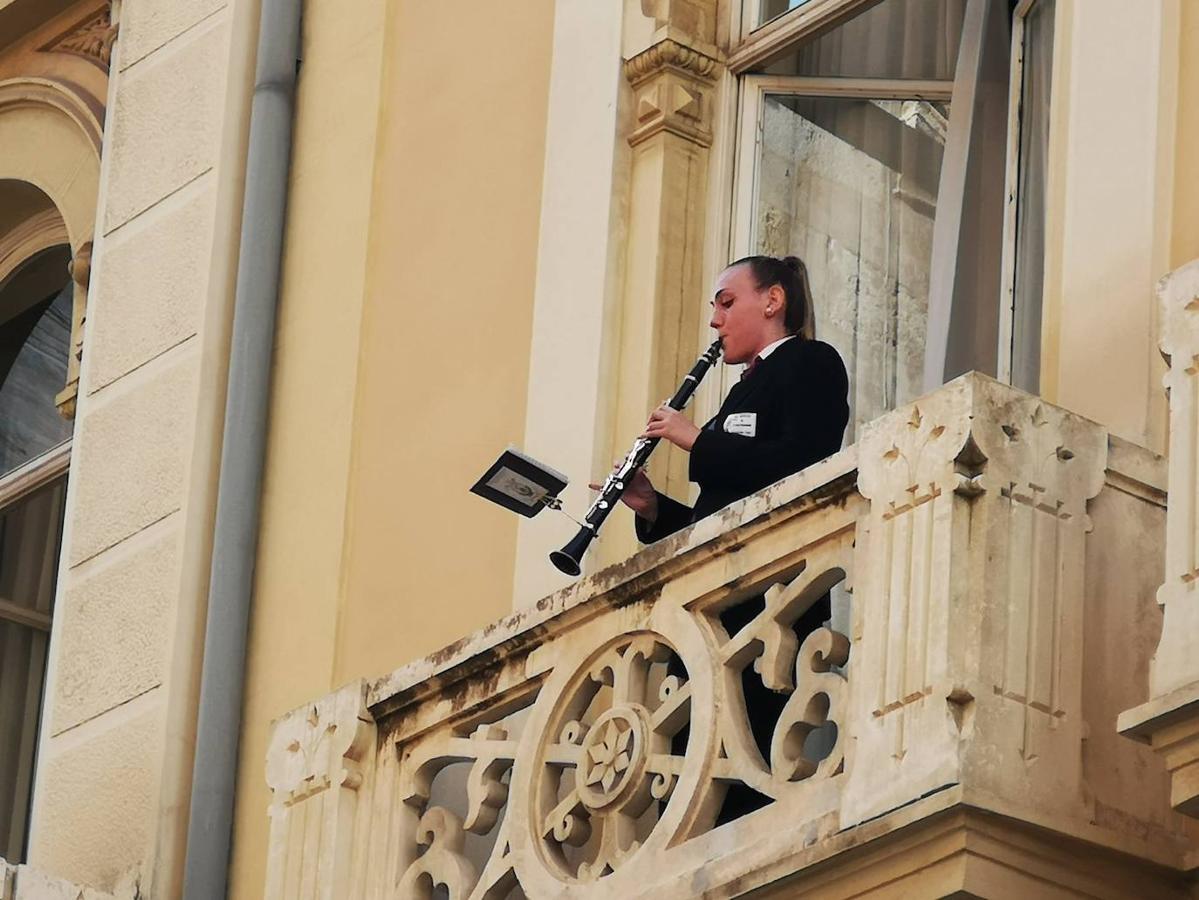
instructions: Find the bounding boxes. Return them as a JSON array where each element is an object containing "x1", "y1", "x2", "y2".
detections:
[{"x1": 0, "y1": 0, "x2": 1198, "y2": 897}]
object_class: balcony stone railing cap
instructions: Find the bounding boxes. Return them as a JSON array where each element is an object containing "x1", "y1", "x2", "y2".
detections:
[{"x1": 365, "y1": 370, "x2": 1162, "y2": 725}]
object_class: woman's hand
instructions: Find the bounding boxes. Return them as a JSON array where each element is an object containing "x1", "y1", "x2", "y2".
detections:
[
  {"x1": 589, "y1": 467, "x2": 658, "y2": 522},
  {"x1": 643, "y1": 403, "x2": 700, "y2": 451}
]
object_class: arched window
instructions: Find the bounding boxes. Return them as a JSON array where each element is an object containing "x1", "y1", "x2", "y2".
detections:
[{"x1": 0, "y1": 189, "x2": 73, "y2": 863}]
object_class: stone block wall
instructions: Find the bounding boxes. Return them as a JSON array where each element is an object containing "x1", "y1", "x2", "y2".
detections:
[{"x1": 25, "y1": 0, "x2": 256, "y2": 894}]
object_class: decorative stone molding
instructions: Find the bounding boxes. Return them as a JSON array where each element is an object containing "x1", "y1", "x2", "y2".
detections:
[
  {"x1": 266, "y1": 375, "x2": 1198, "y2": 897},
  {"x1": 39, "y1": 3, "x2": 118, "y2": 71},
  {"x1": 1119, "y1": 257, "x2": 1199, "y2": 815},
  {"x1": 624, "y1": 38, "x2": 719, "y2": 86},
  {"x1": 0, "y1": 77, "x2": 103, "y2": 158},
  {"x1": 0, "y1": 70, "x2": 106, "y2": 423}
]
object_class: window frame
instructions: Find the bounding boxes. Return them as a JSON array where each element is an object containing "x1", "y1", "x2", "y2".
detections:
[
  {"x1": 996, "y1": 0, "x2": 1054, "y2": 387},
  {"x1": 719, "y1": 75, "x2": 955, "y2": 408},
  {"x1": 0, "y1": 439, "x2": 69, "y2": 862},
  {"x1": 730, "y1": 0, "x2": 885, "y2": 71},
  {"x1": 701, "y1": 0, "x2": 1056, "y2": 438}
]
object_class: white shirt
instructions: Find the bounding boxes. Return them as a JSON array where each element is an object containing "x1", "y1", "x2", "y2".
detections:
[{"x1": 756, "y1": 334, "x2": 795, "y2": 362}]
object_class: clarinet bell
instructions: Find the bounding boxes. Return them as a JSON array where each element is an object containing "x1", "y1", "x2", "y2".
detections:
[{"x1": 549, "y1": 527, "x2": 594, "y2": 576}]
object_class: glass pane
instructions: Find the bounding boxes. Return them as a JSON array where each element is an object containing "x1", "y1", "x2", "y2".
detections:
[
  {"x1": 0, "y1": 247, "x2": 72, "y2": 476},
  {"x1": 0, "y1": 477, "x2": 66, "y2": 862},
  {"x1": 0, "y1": 622, "x2": 48, "y2": 862},
  {"x1": 756, "y1": 0, "x2": 817, "y2": 29},
  {"x1": 759, "y1": 0, "x2": 966, "y2": 80},
  {"x1": 1011, "y1": 0, "x2": 1055, "y2": 392},
  {"x1": 752, "y1": 93, "x2": 947, "y2": 441}
]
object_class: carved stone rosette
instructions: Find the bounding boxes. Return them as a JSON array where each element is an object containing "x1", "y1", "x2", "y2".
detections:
[{"x1": 360, "y1": 487, "x2": 857, "y2": 898}]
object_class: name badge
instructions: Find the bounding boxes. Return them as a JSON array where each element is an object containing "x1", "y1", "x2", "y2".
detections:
[{"x1": 723, "y1": 412, "x2": 757, "y2": 437}]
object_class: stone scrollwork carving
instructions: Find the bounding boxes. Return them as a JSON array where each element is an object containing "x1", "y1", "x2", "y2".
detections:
[
  {"x1": 397, "y1": 807, "x2": 480, "y2": 899},
  {"x1": 384, "y1": 538, "x2": 855, "y2": 897},
  {"x1": 770, "y1": 627, "x2": 850, "y2": 782}
]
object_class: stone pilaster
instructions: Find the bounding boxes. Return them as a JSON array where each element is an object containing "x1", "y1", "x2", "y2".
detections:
[
  {"x1": 1119, "y1": 257, "x2": 1199, "y2": 815},
  {"x1": 264, "y1": 681, "x2": 377, "y2": 900},
  {"x1": 600, "y1": 3, "x2": 723, "y2": 569}
]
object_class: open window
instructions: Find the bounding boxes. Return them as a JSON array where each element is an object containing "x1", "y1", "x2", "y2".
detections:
[{"x1": 725, "y1": 0, "x2": 1055, "y2": 435}]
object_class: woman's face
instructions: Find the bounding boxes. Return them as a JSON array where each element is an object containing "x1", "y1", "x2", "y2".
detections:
[{"x1": 709, "y1": 263, "x2": 780, "y2": 365}]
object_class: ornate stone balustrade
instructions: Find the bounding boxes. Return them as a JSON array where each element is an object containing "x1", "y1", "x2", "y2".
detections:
[{"x1": 267, "y1": 374, "x2": 1198, "y2": 898}]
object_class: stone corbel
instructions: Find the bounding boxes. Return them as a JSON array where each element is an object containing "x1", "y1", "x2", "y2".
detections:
[
  {"x1": 264, "y1": 680, "x2": 376, "y2": 898},
  {"x1": 55, "y1": 240, "x2": 91, "y2": 420},
  {"x1": 844, "y1": 374, "x2": 1107, "y2": 827},
  {"x1": 1119, "y1": 257, "x2": 1199, "y2": 815}
]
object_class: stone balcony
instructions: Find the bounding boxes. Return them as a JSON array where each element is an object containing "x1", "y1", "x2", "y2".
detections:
[{"x1": 264, "y1": 373, "x2": 1199, "y2": 899}]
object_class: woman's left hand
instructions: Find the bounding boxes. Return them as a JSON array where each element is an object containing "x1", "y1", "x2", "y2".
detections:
[{"x1": 643, "y1": 403, "x2": 700, "y2": 451}]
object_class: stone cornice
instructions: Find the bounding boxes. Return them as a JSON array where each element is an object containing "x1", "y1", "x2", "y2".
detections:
[{"x1": 623, "y1": 37, "x2": 721, "y2": 88}]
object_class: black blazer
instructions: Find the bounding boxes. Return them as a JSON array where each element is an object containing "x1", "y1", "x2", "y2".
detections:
[{"x1": 637, "y1": 337, "x2": 849, "y2": 543}]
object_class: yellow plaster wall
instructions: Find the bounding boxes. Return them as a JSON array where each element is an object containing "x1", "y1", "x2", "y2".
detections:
[
  {"x1": 229, "y1": 1, "x2": 555, "y2": 895},
  {"x1": 1172, "y1": 0, "x2": 1199, "y2": 269},
  {"x1": 334, "y1": 0, "x2": 555, "y2": 681},
  {"x1": 1038, "y1": 0, "x2": 1175, "y2": 452}
]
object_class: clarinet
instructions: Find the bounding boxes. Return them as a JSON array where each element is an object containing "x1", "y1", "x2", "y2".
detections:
[{"x1": 549, "y1": 338, "x2": 724, "y2": 576}]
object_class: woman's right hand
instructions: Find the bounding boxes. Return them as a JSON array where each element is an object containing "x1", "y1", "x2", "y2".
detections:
[{"x1": 589, "y1": 467, "x2": 658, "y2": 522}]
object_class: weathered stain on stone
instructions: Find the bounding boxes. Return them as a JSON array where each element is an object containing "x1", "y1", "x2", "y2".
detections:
[{"x1": 368, "y1": 468, "x2": 862, "y2": 719}]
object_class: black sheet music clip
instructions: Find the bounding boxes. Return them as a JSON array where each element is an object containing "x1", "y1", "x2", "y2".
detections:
[{"x1": 470, "y1": 447, "x2": 569, "y2": 518}]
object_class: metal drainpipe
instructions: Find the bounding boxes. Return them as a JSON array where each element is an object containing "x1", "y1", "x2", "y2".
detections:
[{"x1": 182, "y1": 0, "x2": 300, "y2": 896}]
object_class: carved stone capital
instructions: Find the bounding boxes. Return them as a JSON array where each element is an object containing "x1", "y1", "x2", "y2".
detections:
[
  {"x1": 624, "y1": 38, "x2": 720, "y2": 149},
  {"x1": 39, "y1": 3, "x2": 118, "y2": 70},
  {"x1": 266, "y1": 680, "x2": 375, "y2": 806},
  {"x1": 264, "y1": 681, "x2": 376, "y2": 898}
]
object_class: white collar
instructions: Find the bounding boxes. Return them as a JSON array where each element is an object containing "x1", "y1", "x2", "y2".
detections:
[{"x1": 756, "y1": 334, "x2": 795, "y2": 361}]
